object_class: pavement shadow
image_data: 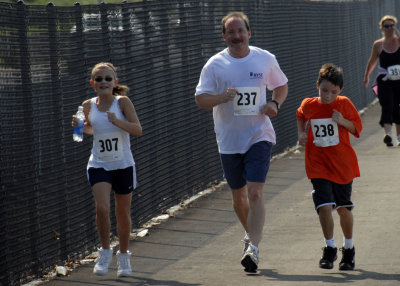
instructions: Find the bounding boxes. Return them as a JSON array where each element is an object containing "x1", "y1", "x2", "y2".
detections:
[
  {"x1": 253, "y1": 268, "x2": 400, "y2": 284},
  {"x1": 55, "y1": 276, "x2": 201, "y2": 286}
]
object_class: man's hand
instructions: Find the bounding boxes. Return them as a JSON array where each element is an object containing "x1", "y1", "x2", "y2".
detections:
[
  {"x1": 260, "y1": 102, "x2": 278, "y2": 118},
  {"x1": 221, "y1": 88, "x2": 238, "y2": 103},
  {"x1": 195, "y1": 88, "x2": 237, "y2": 109}
]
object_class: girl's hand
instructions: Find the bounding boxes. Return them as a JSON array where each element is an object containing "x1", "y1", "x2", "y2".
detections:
[
  {"x1": 72, "y1": 115, "x2": 78, "y2": 127},
  {"x1": 106, "y1": 111, "x2": 117, "y2": 124}
]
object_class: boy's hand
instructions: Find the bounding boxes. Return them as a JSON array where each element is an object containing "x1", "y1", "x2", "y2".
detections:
[
  {"x1": 332, "y1": 109, "x2": 344, "y2": 125},
  {"x1": 332, "y1": 109, "x2": 357, "y2": 134},
  {"x1": 298, "y1": 132, "x2": 308, "y2": 146}
]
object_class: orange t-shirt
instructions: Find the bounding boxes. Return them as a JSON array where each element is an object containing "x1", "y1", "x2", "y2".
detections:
[{"x1": 296, "y1": 96, "x2": 362, "y2": 184}]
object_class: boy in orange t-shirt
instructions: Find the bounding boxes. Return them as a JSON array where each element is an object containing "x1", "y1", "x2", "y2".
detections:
[{"x1": 297, "y1": 63, "x2": 362, "y2": 271}]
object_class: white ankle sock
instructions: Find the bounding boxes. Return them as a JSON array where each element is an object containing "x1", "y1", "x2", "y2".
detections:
[
  {"x1": 387, "y1": 125, "x2": 393, "y2": 136},
  {"x1": 325, "y1": 238, "x2": 336, "y2": 248},
  {"x1": 343, "y1": 237, "x2": 353, "y2": 249}
]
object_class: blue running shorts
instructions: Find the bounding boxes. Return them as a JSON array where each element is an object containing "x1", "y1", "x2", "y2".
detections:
[{"x1": 220, "y1": 141, "x2": 273, "y2": 190}]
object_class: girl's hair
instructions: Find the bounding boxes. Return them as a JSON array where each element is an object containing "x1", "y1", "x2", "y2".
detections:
[
  {"x1": 379, "y1": 15, "x2": 398, "y2": 28},
  {"x1": 91, "y1": 62, "x2": 129, "y2": 95},
  {"x1": 317, "y1": 63, "x2": 343, "y2": 89},
  {"x1": 221, "y1": 12, "x2": 250, "y2": 34}
]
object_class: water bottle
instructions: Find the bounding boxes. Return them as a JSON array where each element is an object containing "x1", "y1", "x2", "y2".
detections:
[{"x1": 73, "y1": 106, "x2": 85, "y2": 142}]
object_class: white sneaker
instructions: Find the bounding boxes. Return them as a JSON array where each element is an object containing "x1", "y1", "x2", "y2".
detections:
[
  {"x1": 242, "y1": 233, "x2": 250, "y2": 254},
  {"x1": 93, "y1": 248, "x2": 113, "y2": 276},
  {"x1": 117, "y1": 251, "x2": 132, "y2": 277},
  {"x1": 241, "y1": 245, "x2": 259, "y2": 273}
]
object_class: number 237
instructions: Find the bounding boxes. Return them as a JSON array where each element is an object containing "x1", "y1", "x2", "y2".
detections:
[{"x1": 237, "y1": 92, "x2": 257, "y2": 105}]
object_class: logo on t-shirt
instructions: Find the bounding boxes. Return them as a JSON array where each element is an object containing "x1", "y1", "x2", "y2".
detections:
[{"x1": 249, "y1": 72, "x2": 263, "y2": 79}]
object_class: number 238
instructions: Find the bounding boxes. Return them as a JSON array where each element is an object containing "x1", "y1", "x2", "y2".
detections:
[{"x1": 313, "y1": 124, "x2": 335, "y2": 137}]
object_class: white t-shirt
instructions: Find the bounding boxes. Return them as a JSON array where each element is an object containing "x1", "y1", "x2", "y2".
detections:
[{"x1": 195, "y1": 46, "x2": 288, "y2": 154}]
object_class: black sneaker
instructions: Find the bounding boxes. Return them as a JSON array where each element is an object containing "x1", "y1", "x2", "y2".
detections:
[
  {"x1": 319, "y1": 246, "x2": 337, "y2": 269},
  {"x1": 383, "y1": 135, "x2": 393, "y2": 147},
  {"x1": 339, "y1": 247, "x2": 355, "y2": 271}
]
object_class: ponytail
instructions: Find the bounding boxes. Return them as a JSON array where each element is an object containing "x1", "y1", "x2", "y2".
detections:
[{"x1": 113, "y1": 85, "x2": 129, "y2": 95}]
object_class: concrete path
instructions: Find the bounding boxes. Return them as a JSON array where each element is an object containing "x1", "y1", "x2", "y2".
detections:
[{"x1": 44, "y1": 102, "x2": 400, "y2": 286}]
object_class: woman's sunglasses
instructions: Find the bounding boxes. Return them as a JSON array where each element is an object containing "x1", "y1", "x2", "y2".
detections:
[
  {"x1": 383, "y1": 24, "x2": 395, "y2": 29},
  {"x1": 94, "y1": 76, "x2": 113, "y2": 82}
]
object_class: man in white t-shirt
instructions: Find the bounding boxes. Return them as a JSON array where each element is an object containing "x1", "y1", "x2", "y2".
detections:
[{"x1": 195, "y1": 11, "x2": 288, "y2": 273}]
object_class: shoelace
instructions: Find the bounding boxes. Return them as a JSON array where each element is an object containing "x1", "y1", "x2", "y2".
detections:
[
  {"x1": 339, "y1": 248, "x2": 354, "y2": 261},
  {"x1": 241, "y1": 238, "x2": 250, "y2": 253},
  {"x1": 321, "y1": 247, "x2": 337, "y2": 260},
  {"x1": 119, "y1": 255, "x2": 130, "y2": 269},
  {"x1": 97, "y1": 252, "x2": 111, "y2": 266}
]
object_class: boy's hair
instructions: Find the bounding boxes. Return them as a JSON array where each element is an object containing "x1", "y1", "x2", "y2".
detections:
[
  {"x1": 317, "y1": 63, "x2": 343, "y2": 89},
  {"x1": 379, "y1": 15, "x2": 397, "y2": 28},
  {"x1": 221, "y1": 12, "x2": 250, "y2": 34}
]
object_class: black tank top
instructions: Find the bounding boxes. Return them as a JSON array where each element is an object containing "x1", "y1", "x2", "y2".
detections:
[{"x1": 379, "y1": 46, "x2": 400, "y2": 69}]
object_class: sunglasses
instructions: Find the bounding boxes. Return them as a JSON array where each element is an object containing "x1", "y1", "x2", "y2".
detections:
[
  {"x1": 383, "y1": 24, "x2": 395, "y2": 28},
  {"x1": 94, "y1": 76, "x2": 113, "y2": 82}
]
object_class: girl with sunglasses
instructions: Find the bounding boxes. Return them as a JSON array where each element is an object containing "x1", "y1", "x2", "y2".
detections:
[
  {"x1": 364, "y1": 15, "x2": 400, "y2": 147},
  {"x1": 72, "y1": 62, "x2": 142, "y2": 277}
]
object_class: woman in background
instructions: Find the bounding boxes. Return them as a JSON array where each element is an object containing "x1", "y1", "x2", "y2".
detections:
[{"x1": 364, "y1": 15, "x2": 400, "y2": 147}]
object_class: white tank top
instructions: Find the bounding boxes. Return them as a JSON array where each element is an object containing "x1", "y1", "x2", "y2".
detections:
[{"x1": 87, "y1": 96, "x2": 135, "y2": 170}]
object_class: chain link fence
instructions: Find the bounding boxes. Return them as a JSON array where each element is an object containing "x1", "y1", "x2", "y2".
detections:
[{"x1": 1, "y1": 0, "x2": 397, "y2": 284}]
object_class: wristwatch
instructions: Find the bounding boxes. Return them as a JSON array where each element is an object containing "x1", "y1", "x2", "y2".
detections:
[{"x1": 271, "y1": 99, "x2": 280, "y2": 110}]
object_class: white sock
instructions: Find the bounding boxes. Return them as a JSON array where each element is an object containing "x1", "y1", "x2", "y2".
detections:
[
  {"x1": 325, "y1": 238, "x2": 336, "y2": 248},
  {"x1": 250, "y1": 244, "x2": 258, "y2": 253},
  {"x1": 343, "y1": 237, "x2": 354, "y2": 249},
  {"x1": 386, "y1": 126, "x2": 392, "y2": 136}
]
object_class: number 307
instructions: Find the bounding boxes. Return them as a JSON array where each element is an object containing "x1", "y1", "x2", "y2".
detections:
[{"x1": 99, "y1": 138, "x2": 118, "y2": 152}]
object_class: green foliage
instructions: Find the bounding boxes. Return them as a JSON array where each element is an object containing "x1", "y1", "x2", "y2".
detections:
[{"x1": 2, "y1": 0, "x2": 140, "y2": 5}]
